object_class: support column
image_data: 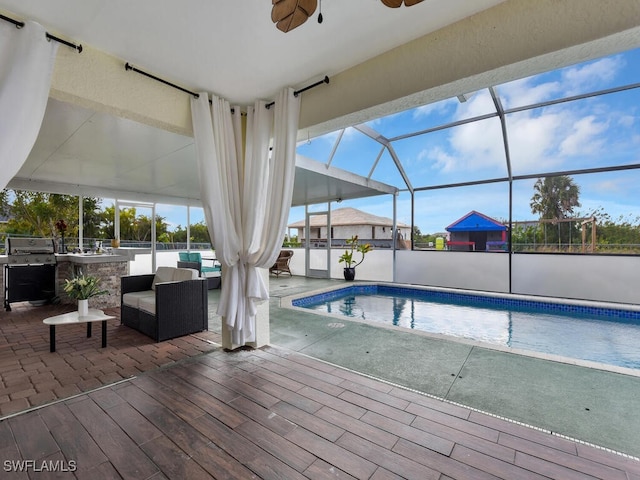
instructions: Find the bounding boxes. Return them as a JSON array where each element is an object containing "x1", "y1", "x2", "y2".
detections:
[{"x1": 221, "y1": 267, "x2": 270, "y2": 350}]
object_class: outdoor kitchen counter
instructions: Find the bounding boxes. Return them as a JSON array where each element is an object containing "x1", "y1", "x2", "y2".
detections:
[
  {"x1": 55, "y1": 253, "x2": 130, "y2": 264},
  {"x1": 55, "y1": 254, "x2": 129, "y2": 309},
  {"x1": 0, "y1": 253, "x2": 128, "y2": 264}
]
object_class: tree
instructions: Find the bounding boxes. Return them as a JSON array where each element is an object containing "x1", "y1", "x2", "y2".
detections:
[
  {"x1": 530, "y1": 176, "x2": 581, "y2": 249},
  {"x1": 0, "y1": 190, "x2": 102, "y2": 241},
  {"x1": 82, "y1": 197, "x2": 103, "y2": 239},
  {"x1": 530, "y1": 175, "x2": 581, "y2": 220},
  {"x1": 100, "y1": 206, "x2": 170, "y2": 242},
  {"x1": 172, "y1": 222, "x2": 211, "y2": 244}
]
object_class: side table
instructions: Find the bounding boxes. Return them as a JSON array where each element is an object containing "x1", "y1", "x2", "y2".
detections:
[{"x1": 43, "y1": 309, "x2": 116, "y2": 352}]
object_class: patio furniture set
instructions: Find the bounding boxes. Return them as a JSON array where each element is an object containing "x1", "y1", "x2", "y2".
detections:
[{"x1": 43, "y1": 250, "x2": 294, "y2": 349}]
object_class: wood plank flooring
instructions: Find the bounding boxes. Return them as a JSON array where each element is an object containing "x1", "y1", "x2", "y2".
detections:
[{"x1": 1, "y1": 346, "x2": 639, "y2": 479}]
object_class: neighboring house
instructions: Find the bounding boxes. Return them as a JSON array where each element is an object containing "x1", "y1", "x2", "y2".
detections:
[
  {"x1": 445, "y1": 211, "x2": 507, "y2": 252},
  {"x1": 288, "y1": 207, "x2": 411, "y2": 249}
]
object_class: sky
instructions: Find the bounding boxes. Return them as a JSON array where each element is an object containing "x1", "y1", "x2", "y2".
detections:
[{"x1": 109, "y1": 46, "x2": 640, "y2": 237}]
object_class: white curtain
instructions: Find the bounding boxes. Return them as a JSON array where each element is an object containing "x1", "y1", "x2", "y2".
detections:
[
  {"x1": 191, "y1": 88, "x2": 300, "y2": 345},
  {"x1": 0, "y1": 20, "x2": 59, "y2": 190}
]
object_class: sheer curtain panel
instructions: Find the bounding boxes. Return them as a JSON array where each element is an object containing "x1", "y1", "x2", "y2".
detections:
[
  {"x1": 191, "y1": 88, "x2": 300, "y2": 346},
  {"x1": 0, "y1": 20, "x2": 58, "y2": 189}
]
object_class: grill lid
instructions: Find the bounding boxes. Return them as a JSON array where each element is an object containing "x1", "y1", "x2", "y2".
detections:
[
  {"x1": 6, "y1": 238, "x2": 56, "y2": 265},
  {"x1": 7, "y1": 237, "x2": 55, "y2": 255}
]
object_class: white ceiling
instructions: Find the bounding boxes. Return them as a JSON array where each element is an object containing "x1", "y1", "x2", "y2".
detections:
[
  {"x1": 1, "y1": 0, "x2": 508, "y2": 206},
  {"x1": 0, "y1": 0, "x2": 504, "y2": 104}
]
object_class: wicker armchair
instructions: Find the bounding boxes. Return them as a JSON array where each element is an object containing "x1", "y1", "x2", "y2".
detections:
[
  {"x1": 270, "y1": 250, "x2": 293, "y2": 277},
  {"x1": 120, "y1": 268, "x2": 208, "y2": 342}
]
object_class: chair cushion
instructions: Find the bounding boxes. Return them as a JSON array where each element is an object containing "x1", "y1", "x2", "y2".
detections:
[
  {"x1": 138, "y1": 295, "x2": 156, "y2": 315},
  {"x1": 202, "y1": 269, "x2": 221, "y2": 278},
  {"x1": 123, "y1": 290, "x2": 154, "y2": 309},
  {"x1": 173, "y1": 267, "x2": 199, "y2": 281},
  {"x1": 201, "y1": 265, "x2": 221, "y2": 273},
  {"x1": 188, "y1": 252, "x2": 202, "y2": 262},
  {"x1": 152, "y1": 266, "x2": 175, "y2": 290},
  {"x1": 178, "y1": 252, "x2": 190, "y2": 261}
]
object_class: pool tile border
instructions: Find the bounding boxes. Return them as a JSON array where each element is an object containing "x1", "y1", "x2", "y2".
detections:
[{"x1": 291, "y1": 283, "x2": 640, "y2": 320}]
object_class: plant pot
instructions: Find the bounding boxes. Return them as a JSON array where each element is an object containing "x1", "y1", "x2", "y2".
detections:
[
  {"x1": 78, "y1": 299, "x2": 89, "y2": 316},
  {"x1": 343, "y1": 267, "x2": 356, "y2": 281}
]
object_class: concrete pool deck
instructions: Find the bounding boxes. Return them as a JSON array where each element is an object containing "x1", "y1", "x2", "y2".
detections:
[{"x1": 259, "y1": 275, "x2": 640, "y2": 459}]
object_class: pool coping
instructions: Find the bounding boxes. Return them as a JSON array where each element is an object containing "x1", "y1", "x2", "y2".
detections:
[{"x1": 281, "y1": 281, "x2": 640, "y2": 378}]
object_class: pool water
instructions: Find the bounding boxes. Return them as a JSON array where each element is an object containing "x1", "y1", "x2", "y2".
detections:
[{"x1": 294, "y1": 285, "x2": 640, "y2": 370}]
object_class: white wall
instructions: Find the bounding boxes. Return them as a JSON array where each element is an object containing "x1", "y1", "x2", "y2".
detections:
[
  {"x1": 132, "y1": 248, "x2": 640, "y2": 306},
  {"x1": 332, "y1": 249, "x2": 393, "y2": 282},
  {"x1": 286, "y1": 247, "x2": 393, "y2": 282},
  {"x1": 395, "y1": 250, "x2": 639, "y2": 305},
  {"x1": 396, "y1": 250, "x2": 510, "y2": 293},
  {"x1": 512, "y1": 254, "x2": 639, "y2": 304}
]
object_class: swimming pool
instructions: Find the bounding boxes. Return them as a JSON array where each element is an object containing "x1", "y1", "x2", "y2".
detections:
[{"x1": 292, "y1": 284, "x2": 640, "y2": 370}]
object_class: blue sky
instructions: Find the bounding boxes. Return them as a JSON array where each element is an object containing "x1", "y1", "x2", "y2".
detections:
[
  {"x1": 292, "y1": 46, "x2": 640, "y2": 234},
  {"x1": 114, "y1": 46, "x2": 640, "y2": 236}
]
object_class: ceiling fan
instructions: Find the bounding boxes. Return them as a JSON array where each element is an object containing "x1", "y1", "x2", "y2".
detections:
[{"x1": 271, "y1": 0, "x2": 425, "y2": 33}]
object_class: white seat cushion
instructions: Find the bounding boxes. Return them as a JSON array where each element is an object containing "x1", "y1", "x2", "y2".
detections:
[
  {"x1": 123, "y1": 290, "x2": 154, "y2": 309},
  {"x1": 152, "y1": 266, "x2": 176, "y2": 290},
  {"x1": 138, "y1": 295, "x2": 156, "y2": 315},
  {"x1": 173, "y1": 267, "x2": 199, "y2": 281},
  {"x1": 128, "y1": 267, "x2": 197, "y2": 315}
]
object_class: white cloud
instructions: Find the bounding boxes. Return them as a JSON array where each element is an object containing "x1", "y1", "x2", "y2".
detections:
[
  {"x1": 427, "y1": 146, "x2": 458, "y2": 172},
  {"x1": 561, "y1": 56, "x2": 625, "y2": 95},
  {"x1": 498, "y1": 78, "x2": 562, "y2": 109},
  {"x1": 447, "y1": 117, "x2": 505, "y2": 169},
  {"x1": 453, "y1": 89, "x2": 494, "y2": 118},
  {"x1": 412, "y1": 97, "x2": 457, "y2": 120},
  {"x1": 591, "y1": 179, "x2": 623, "y2": 194},
  {"x1": 618, "y1": 115, "x2": 635, "y2": 128},
  {"x1": 558, "y1": 115, "x2": 608, "y2": 156},
  {"x1": 497, "y1": 55, "x2": 625, "y2": 109}
]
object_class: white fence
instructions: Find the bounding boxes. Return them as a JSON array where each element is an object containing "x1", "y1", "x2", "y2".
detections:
[{"x1": 131, "y1": 248, "x2": 640, "y2": 305}]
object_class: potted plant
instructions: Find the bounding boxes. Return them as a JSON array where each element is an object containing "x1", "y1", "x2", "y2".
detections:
[
  {"x1": 63, "y1": 274, "x2": 108, "y2": 316},
  {"x1": 338, "y1": 235, "x2": 372, "y2": 281}
]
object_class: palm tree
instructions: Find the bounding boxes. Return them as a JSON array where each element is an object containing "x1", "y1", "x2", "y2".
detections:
[
  {"x1": 530, "y1": 175, "x2": 581, "y2": 220},
  {"x1": 530, "y1": 175, "x2": 581, "y2": 249}
]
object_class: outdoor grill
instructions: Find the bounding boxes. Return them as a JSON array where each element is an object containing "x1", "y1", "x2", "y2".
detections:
[{"x1": 4, "y1": 237, "x2": 56, "y2": 311}]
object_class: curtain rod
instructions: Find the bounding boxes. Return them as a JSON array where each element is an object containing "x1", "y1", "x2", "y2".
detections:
[
  {"x1": 265, "y1": 76, "x2": 330, "y2": 109},
  {"x1": 124, "y1": 62, "x2": 329, "y2": 109},
  {"x1": 0, "y1": 13, "x2": 82, "y2": 52},
  {"x1": 125, "y1": 62, "x2": 197, "y2": 97}
]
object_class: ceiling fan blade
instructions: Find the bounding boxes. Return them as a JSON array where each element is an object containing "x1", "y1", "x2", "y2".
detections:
[
  {"x1": 381, "y1": 0, "x2": 424, "y2": 6},
  {"x1": 272, "y1": 0, "x2": 317, "y2": 32}
]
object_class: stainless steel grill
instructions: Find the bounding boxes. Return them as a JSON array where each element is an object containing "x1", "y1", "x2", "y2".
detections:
[
  {"x1": 4, "y1": 238, "x2": 56, "y2": 311},
  {"x1": 6, "y1": 237, "x2": 56, "y2": 265}
]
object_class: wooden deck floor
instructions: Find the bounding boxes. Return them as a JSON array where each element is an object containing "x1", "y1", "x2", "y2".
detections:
[{"x1": 2, "y1": 345, "x2": 638, "y2": 479}]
